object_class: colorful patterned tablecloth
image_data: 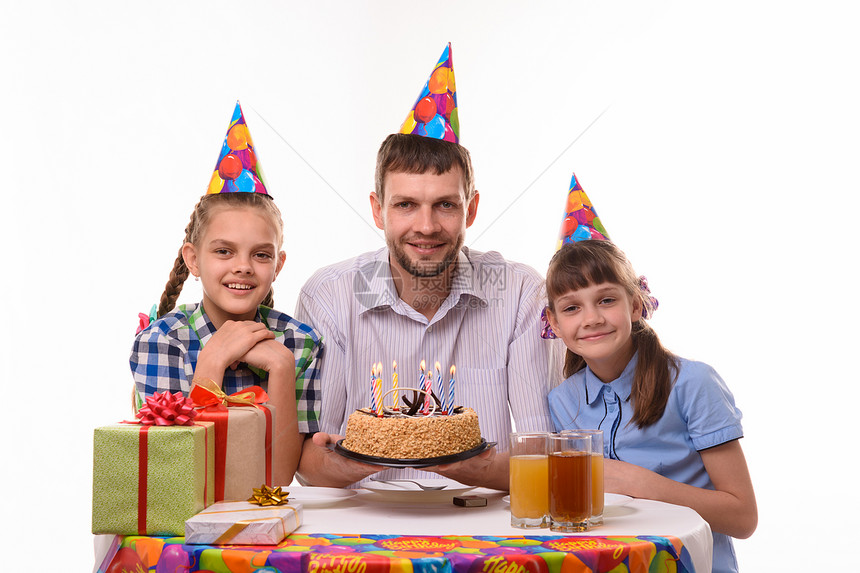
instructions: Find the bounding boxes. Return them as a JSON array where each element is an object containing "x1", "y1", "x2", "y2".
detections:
[{"x1": 100, "y1": 533, "x2": 695, "y2": 573}]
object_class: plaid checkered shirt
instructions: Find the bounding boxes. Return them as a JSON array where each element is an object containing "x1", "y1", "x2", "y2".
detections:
[{"x1": 129, "y1": 302, "x2": 321, "y2": 433}]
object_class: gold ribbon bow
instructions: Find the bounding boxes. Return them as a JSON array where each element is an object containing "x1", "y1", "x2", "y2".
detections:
[
  {"x1": 191, "y1": 378, "x2": 265, "y2": 408},
  {"x1": 248, "y1": 484, "x2": 290, "y2": 506}
]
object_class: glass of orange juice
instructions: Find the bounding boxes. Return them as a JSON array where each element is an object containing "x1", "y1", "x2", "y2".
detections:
[
  {"x1": 563, "y1": 429, "x2": 604, "y2": 526},
  {"x1": 509, "y1": 432, "x2": 549, "y2": 528}
]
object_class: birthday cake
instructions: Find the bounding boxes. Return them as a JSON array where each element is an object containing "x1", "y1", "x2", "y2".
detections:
[{"x1": 341, "y1": 404, "x2": 482, "y2": 460}]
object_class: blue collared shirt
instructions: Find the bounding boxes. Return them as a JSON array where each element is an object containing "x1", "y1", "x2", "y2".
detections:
[{"x1": 548, "y1": 352, "x2": 743, "y2": 573}]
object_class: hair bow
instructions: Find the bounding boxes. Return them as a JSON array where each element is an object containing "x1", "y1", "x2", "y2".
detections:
[
  {"x1": 638, "y1": 276, "x2": 659, "y2": 319},
  {"x1": 136, "y1": 304, "x2": 158, "y2": 334},
  {"x1": 540, "y1": 307, "x2": 557, "y2": 340}
]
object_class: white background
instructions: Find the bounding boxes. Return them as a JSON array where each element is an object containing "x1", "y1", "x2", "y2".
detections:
[{"x1": 2, "y1": 1, "x2": 858, "y2": 570}]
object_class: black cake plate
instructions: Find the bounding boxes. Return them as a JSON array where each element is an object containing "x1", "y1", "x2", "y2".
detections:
[{"x1": 333, "y1": 439, "x2": 496, "y2": 468}]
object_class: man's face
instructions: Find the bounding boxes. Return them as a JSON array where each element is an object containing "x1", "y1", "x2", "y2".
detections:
[{"x1": 371, "y1": 167, "x2": 479, "y2": 278}]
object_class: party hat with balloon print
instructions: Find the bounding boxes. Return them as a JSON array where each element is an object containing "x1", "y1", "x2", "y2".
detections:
[
  {"x1": 555, "y1": 172, "x2": 609, "y2": 250},
  {"x1": 206, "y1": 101, "x2": 270, "y2": 196},
  {"x1": 541, "y1": 172, "x2": 610, "y2": 339},
  {"x1": 399, "y1": 43, "x2": 459, "y2": 143}
]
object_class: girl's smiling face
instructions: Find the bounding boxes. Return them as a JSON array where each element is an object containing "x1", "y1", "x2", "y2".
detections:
[
  {"x1": 548, "y1": 281, "x2": 642, "y2": 383},
  {"x1": 182, "y1": 207, "x2": 285, "y2": 328}
]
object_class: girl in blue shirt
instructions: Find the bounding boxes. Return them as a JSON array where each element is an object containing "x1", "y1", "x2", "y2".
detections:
[{"x1": 545, "y1": 240, "x2": 757, "y2": 573}]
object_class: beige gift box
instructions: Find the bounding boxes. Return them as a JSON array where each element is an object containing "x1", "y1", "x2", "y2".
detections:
[
  {"x1": 185, "y1": 501, "x2": 302, "y2": 545},
  {"x1": 195, "y1": 403, "x2": 276, "y2": 501}
]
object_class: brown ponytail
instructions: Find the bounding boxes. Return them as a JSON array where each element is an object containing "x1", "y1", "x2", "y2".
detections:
[{"x1": 156, "y1": 193, "x2": 283, "y2": 318}]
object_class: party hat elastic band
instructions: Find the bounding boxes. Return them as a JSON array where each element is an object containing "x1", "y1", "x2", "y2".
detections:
[
  {"x1": 399, "y1": 43, "x2": 459, "y2": 143},
  {"x1": 207, "y1": 101, "x2": 270, "y2": 196}
]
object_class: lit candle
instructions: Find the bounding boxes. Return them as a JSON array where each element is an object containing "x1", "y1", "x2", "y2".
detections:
[
  {"x1": 375, "y1": 362, "x2": 384, "y2": 417},
  {"x1": 419, "y1": 360, "x2": 429, "y2": 414},
  {"x1": 369, "y1": 363, "x2": 376, "y2": 409},
  {"x1": 435, "y1": 362, "x2": 443, "y2": 413},
  {"x1": 392, "y1": 361, "x2": 399, "y2": 411},
  {"x1": 448, "y1": 365, "x2": 456, "y2": 415}
]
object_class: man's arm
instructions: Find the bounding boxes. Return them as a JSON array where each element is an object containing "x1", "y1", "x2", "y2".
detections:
[
  {"x1": 507, "y1": 274, "x2": 555, "y2": 432},
  {"x1": 294, "y1": 282, "x2": 382, "y2": 486},
  {"x1": 296, "y1": 432, "x2": 384, "y2": 487},
  {"x1": 425, "y1": 448, "x2": 510, "y2": 491}
]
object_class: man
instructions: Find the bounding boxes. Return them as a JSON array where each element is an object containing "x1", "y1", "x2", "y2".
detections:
[{"x1": 294, "y1": 45, "x2": 553, "y2": 489}]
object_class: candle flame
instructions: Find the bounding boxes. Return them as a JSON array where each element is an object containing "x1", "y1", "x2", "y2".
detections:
[
  {"x1": 420, "y1": 359, "x2": 426, "y2": 370},
  {"x1": 392, "y1": 360, "x2": 397, "y2": 370},
  {"x1": 435, "y1": 361, "x2": 441, "y2": 372},
  {"x1": 450, "y1": 365, "x2": 456, "y2": 375}
]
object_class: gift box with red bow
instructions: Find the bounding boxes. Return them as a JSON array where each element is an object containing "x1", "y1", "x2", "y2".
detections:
[
  {"x1": 92, "y1": 392, "x2": 215, "y2": 535},
  {"x1": 190, "y1": 380, "x2": 277, "y2": 501}
]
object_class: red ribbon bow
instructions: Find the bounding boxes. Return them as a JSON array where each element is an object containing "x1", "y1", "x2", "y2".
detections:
[
  {"x1": 190, "y1": 379, "x2": 269, "y2": 411},
  {"x1": 135, "y1": 391, "x2": 198, "y2": 426}
]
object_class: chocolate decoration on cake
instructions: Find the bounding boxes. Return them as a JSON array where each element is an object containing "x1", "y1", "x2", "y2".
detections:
[{"x1": 341, "y1": 387, "x2": 481, "y2": 459}]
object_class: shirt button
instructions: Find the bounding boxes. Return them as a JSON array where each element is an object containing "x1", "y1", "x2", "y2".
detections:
[{"x1": 427, "y1": 326, "x2": 433, "y2": 333}]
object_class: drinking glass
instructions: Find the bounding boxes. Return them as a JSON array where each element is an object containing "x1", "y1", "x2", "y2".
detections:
[
  {"x1": 563, "y1": 429, "x2": 604, "y2": 526},
  {"x1": 509, "y1": 432, "x2": 549, "y2": 528},
  {"x1": 548, "y1": 432, "x2": 592, "y2": 532}
]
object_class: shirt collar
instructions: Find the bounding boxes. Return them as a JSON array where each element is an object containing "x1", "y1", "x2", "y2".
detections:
[
  {"x1": 186, "y1": 302, "x2": 264, "y2": 344},
  {"x1": 584, "y1": 351, "x2": 638, "y2": 404},
  {"x1": 358, "y1": 247, "x2": 488, "y2": 315}
]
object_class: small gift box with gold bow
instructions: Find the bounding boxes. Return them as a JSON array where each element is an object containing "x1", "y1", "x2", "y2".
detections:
[
  {"x1": 185, "y1": 486, "x2": 302, "y2": 545},
  {"x1": 92, "y1": 392, "x2": 215, "y2": 535},
  {"x1": 190, "y1": 379, "x2": 277, "y2": 502}
]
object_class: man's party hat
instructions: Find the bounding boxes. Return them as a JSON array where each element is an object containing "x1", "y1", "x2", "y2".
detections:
[
  {"x1": 207, "y1": 101, "x2": 270, "y2": 196},
  {"x1": 556, "y1": 172, "x2": 609, "y2": 250},
  {"x1": 399, "y1": 43, "x2": 459, "y2": 143}
]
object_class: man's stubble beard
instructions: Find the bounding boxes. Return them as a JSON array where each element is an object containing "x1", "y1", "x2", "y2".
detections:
[{"x1": 389, "y1": 234, "x2": 464, "y2": 278}]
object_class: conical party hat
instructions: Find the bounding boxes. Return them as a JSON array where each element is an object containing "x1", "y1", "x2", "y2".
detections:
[
  {"x1": 207, "y1": 101, "x2": 270, "y2": 196},
  {"x1": 399, "y1": 43, "x2": 459, "y2": 143},
  {"x1": 555, "y1": 172, "x2": 608, "y2": 251},
  {"x1": 542, "y1": 173, "x2": 610, "y2": 339},
  {"x1": 541, "y1": 173, "x2": 656, "y2": 339}
]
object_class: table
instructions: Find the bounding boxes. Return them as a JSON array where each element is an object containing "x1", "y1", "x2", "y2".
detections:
[{"x1": 95, "y1": 486, "x2": 713, "y2": 573}]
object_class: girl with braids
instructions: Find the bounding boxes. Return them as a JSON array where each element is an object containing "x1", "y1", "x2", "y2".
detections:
[
  {"x1": 544, "y1": 240, "x2": 756, "y2": 573},
  {"x1": 130, "y1": 103, "x2": 321, "y2": 484}
]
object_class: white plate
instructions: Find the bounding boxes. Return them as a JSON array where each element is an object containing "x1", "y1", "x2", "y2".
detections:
[
  {"x1": 502, "y1": 495, "x2": 510, "y2": 504},
  {"x1": 605, "y1": 493, "x2": 633, "y2": 507},
  {"x1": 361, "y1": 478, "x2": 475, "y2": 502},
  {"x1": 285, "y1": 486, "x2": 358, "y2": 507}
]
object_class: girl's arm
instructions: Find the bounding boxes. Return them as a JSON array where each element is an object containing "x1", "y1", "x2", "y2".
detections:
[
  {"x1": 239, "y1": 339, "x2": 302, "y2": 485},
  {"x1": 604, "y1": 439, "x2": 757, "y2": 539}
]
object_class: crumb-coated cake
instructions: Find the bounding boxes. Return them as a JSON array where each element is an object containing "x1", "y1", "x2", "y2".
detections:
[{"x1": 341, "y1": 406, "x2": 482, "y2": 459}]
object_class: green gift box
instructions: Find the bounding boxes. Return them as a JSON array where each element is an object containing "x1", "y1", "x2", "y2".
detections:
[{"x1": 92, "y1": 422, "x2": 215, "y2": 535}]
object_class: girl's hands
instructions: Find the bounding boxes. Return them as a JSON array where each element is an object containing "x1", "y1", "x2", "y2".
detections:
[
  {"x1": 193, "y1": 321, "x2": 274, "y2": 388},
  {"x1": 603, "y1": 442, "x2": 757, "y2": 539},
  {"x1": 200, "y1": 321, "x2": 275, "y2": 371},
  {"x1": 239, "y1": 338, "x2": 296, "y2": 376}
]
